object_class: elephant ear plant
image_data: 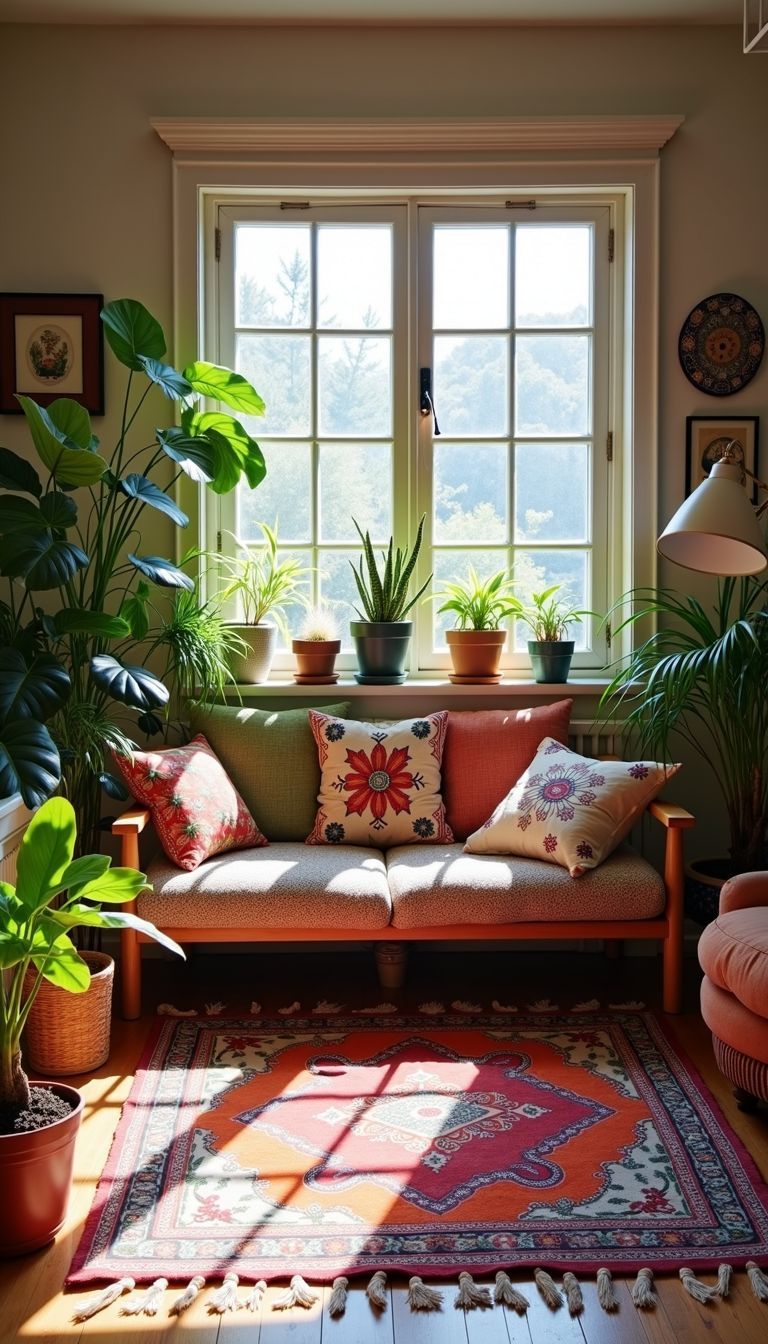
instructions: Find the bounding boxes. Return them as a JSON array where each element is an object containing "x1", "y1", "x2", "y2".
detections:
[
  {"x1": 0, "y1": 796, "x2": 183, "y2": 1127},
  {"x1": 0, "y1": 298, "x2": 265, "y2": 848}
]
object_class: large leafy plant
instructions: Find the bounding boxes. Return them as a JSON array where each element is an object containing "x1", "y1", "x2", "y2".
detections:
[
  {"x1": 351, "y1": 515, "x2": 431, "y2": 623},
  {"x1": 600, "y1": 577, "x2": 768, "y2": 873},
  {"x1": 0, "y1": 298, "x2": 265, "y2": 841},
  {"x1": 0, "y1": 796, "x2": 183, "y2": 1120}
]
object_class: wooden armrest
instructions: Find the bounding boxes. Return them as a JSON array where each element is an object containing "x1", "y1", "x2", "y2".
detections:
[
  {"x1": 648, "y1": 801, "x2": 695, "y2": 829},
  {"x1": 112, "y1": 807, "x2": 151, "y2": 836}
]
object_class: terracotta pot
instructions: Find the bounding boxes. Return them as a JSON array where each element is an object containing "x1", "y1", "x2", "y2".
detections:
[
  {"x1": 446, "y1": 628, "x2": 506, "y2": 682},
  {"x1": 24, "y1": 951, "x2": 114, "y2": 1076},
  {"x1": 225, "y1": 622, "x2": 278, "y2": 683},
  {"x1": 0, "y1": 1082, "x2": 83, "y2": 1255},
  {"x1": 292, "y1": 638, "x2": 341, "y2": 683}
]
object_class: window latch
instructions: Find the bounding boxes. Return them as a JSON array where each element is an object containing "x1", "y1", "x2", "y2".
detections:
[{"x1": 419, "y1": 368, "x2": 441, "y2": 436}]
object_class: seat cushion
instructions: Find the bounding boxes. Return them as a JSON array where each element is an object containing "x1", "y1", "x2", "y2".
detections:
[
  {"x1": 386, "y1": 842, "x2": 665, "y2": 929},
  {"x1": 698, "y1": 908, "x2": 768, "y2": 1021},
  {"x1": 700, "y1": 976, "x2": 768, "y2": 1068},
  {"x1": 140, "y1": 843, "x2": 391, "y2": 930}
]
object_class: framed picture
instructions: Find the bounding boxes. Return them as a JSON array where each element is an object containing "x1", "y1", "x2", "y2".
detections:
[
  {"x1": 0, "y1": 292, "x2": 104, "y2": 415},
  {"x1": 685, "y1": 414, "x2": 760, "y2": 503}
]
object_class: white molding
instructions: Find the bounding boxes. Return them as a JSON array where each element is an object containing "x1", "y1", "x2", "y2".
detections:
[{"x1": 152, "y1": 115, "x2": 684, "y2": 156}]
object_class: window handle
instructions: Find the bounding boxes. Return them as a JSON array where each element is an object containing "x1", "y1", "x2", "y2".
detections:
[{"x1": 419, "y1": 367, "x2": 441, "y2": 436}]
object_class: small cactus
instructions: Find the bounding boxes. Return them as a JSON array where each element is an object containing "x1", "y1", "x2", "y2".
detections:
[{"x1": 297, "y1": 605, "x2": 340, "y2": 642}]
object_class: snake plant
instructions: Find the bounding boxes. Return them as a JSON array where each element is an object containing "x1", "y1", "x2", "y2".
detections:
[{"x1": 350, "y1": 515, "x2": 431, "y2": 623}]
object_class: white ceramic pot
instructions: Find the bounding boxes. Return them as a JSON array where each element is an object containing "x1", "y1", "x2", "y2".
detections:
[{"x1": 226, "y1": 623, "x2": 278, "y2": 683}]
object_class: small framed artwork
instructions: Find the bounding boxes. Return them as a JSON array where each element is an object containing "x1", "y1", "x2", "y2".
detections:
[
  {"x1": 685, "y1": 414, "x2": 760, "y2": 503},
  {"x1": 0, "y1": 292, "x2": 104, "y2": 415}
]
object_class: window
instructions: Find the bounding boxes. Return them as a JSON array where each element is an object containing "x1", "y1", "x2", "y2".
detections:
[{"x1": 212, "y1": 195, "x2": 614, "y2": 675}]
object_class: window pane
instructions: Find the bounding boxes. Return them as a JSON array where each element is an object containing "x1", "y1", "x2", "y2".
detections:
[
  {"x1": 432, "y1": 549, "x2": 507, "y2": 648},
  {"x1": 434, "y1": 336, "x2": 508, "y2": 436},
  {"x1": 238, "y1": 443, "x2": 312, "y2": 544},
  {"x1": 434, "y1": 227, "x2": 509, "y2": 329},
  {"x1": 318, "y1": 336, "x2": 392, "y2": 436},
  {"x1": 515, "y1": 226, "x2": 592, "y2": 327},
  {"x1": 318, "y1": 550, "x2": 362, "y2": 650},
  {"x1": 319, "y1": 442, "x2": 392, "y2": 543},
  {"x1": 317, "y1": 226, "x2": 392, "y2": 329},
  {"x1": 235, "y1": 224, "x2": 311, "y2": 328},
  {"x1": 515, "y1": 335, "x2": 590, "y2": 436},
  {"x1": 434, "y1": 442, "x2": 507, "y2": 542},
  {"x1": 514, "y1": 443, "x2": 589, "y2": 543},
  {"x1": 236, "y1": 334, "x2": 311, "y2": 435},
  {"x1": 513, "y1": 548, "x2": 590, "y2": 651}
]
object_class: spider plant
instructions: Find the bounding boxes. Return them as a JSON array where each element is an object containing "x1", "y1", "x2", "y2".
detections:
[
  {"x1": 435, "y1": 567, "x2": 522, "y2": 630},
  {"x1": 518, "y1": 584, "x2": 589, "y2": 642},
  {"x1": 217, "y1": 522, "x2": 308, "y2": 632}
]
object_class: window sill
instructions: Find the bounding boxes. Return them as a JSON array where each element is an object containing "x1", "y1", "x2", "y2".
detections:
[{"x1": 234, "y1": 677, "x2": 610, "y2": 698}]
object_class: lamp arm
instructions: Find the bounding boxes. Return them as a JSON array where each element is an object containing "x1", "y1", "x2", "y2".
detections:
[{"x1": 723, "y1": 442, "x2": 768, "y2": 517}]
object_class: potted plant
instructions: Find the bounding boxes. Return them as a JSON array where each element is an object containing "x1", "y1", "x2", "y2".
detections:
[
  {"x1": 600, "y1": 576, "x2": 768, "y2": 921},
  {"x1": 217, "y1": 522, "x2": 310, "y2": 683},
  {"x1": 349, "y1": 515, "x2": 431, "y2": 684},
  {"x1": 435, "y1": 566, "x2": 522, "y2": 683},
  {"x1": 292, "y1": 605, "x2": 341, "y2": 684},
  {"x1": 0, "y1": 795, "x2": 183, "y2": 1255},
  {"x1": 0, "y1": 297, "x2": 266, "y2": 853},
  {"x1": 518, "y1": 584, "x2": 588, "y2": 683}
]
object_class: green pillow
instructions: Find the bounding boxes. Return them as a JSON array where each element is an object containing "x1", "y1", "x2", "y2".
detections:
[{"x1": 188, "y1": 702, "x2": 351, "y2": 842}]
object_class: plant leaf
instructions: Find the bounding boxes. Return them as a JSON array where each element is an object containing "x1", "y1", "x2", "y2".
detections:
[
  {"x1": 182, "y1": 410, "x2": 266, "y2": 493},
  {"x1": 183, "y1": 361, "x2": 266, "y2": 415},
  {"x1": 52, "y1": 608, "x2": 131, "y2": 638},
  {"x1": 137, "y1": 356, "x2": 193, "y2": 401},
  {"x1": 46, "y1": 398, "x2": 93, "y2": 450},
  {"x1": 128, "y1": 553, "x2": 194, "y2": 590},
  {"x1": 96, "y1": 909, "x2": 185, "y2": 958},
  {"x1": 90, "y1": 654, "x2": 170, "y2": 710},
  {"x1": 118, "y1": 583, "x2": 150, "y2": 640},
  {"x1": 101, "y1": 298, "x2": 166, "y2": 371},
  {"x1": 61, "y1": 854, "x2": 111, "y2": 890},
  {"x1": 119, "y1": 474, "x2": 188, "y2": 527},
  {"x1": 0, "y1": 446, "x2": 42, "y2": 497},
  {"x1": 99, "y1": 771, "x2": 130, "y2": 800},
  {"x1": 69, "y1": 866, "x2": 148, "y2": 906},
  {"x1": 137, "y1": 711, "x2": 163, "y2": 736},
  {"x1": 15, "y1": 796, "x2": 76, "y2": 913},
  {"x1": 0, "y1": 531, "x2": 88, "y2": 590},
  {"x1": 39, "y1": 491, "x2": 78, "y2": 529},
  {"x1": 0, "y1": 719, "x2": 60, "y2": 808},
  {"x1": 0, "y1": 649, "x2": 70, "y2": 721},
  {"x1": 17, "y1": 397, "x2": 107, "y2": 486},
  {"x1": 0, "y1": 494, "x2": 47, "y2": 535},
  {"x1": 32, "y1": 943, "x2": 91, "y2": 993},
  {"x1": 156, "y1": 427, "x2": 215, "y2": 484}
]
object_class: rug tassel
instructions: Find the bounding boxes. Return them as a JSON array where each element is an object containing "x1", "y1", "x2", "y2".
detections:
[
  {"x1": 535, "y1": 1267, "x2": 563, "y2": 1309},
  {"x1": 366, "y1": 1269, "x2": 388, "y2": 1309},
  {"x1": 679, "y1": 1267, "x2": 719, "y2": 1303},
  {"x1": 246, "y1": 1279, "x2": 267, "y2": 1312},
  {"x1": 120, "y1": 1278, "x2": 167, "y2": 1316},
  {"x1": 597, "y1": 1267, "x2": 619, "y2": 1311},
  {"x1": 562, "y1": 1272, "x2": 583, "y2": 1316},
  {"x1": 407, "y1": 1276, "x2": 443, "y2": 1311},
  {"x1": 71, "y1": 1277, "x2": 135, "y2": 1322},
  {"x1": 454, "y1": 1271, "x2": 492, "y2": 1309},
  {"x1": 747, "y1": 1261, "x2": 768, "y2": 1302},
  {"x1": 716, "y1": 1263, "x2": 733, "y2": 1298},
  {"x1": 494, "y1": 1270, "x2": 529, "y2": 1312},
  {"x1": 273, "y1": 1275, "x2": 319, "y2": 1310},
  {"x1": 631, "y1": 1267, "x2": 657, "y2": 1308},
  {"x1": 209, "y1": 1272, "x2": 241, "y2": 1313},
  {"x1": 329, "y1": 1276, "x2": 349, "y2": 1317},
  {"x1": 169, "y1": 1275, "x2": 205, "y2": 1316}
]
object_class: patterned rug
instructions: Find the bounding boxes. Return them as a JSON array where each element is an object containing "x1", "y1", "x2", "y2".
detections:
[{"x1": 68, "y1": 1009, "x2": 768, "y2": 1285}]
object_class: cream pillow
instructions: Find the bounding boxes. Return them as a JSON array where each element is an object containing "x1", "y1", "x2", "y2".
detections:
[{"x1": 465, "y1": 737, "x2": 679, "y2": 877}]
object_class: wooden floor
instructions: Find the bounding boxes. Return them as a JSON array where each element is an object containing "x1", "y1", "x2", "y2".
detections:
[{"x1": 2, "y1": 946, "x2": 767, "y2": 1343}]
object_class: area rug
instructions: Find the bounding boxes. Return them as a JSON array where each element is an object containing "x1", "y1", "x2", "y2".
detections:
[{"x1": 68, "y1": 1009, "x2": 768, "y2": 1285}]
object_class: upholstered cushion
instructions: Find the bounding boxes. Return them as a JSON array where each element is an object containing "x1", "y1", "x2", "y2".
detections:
[
  {"x1": 113, "y1": 735, "x2": 266, "y2": 871},
  {"x1": 386, "y1": 842, "x2": 665, "y2": 929},
  {"x1": 465, "y1": 738, "x2": 679, "y2": 877},
  {"x1": 442, "y1": 700, "x2": 573, "y2": 841},
  {"x1": 188, "y1": 701, "x2": 350, "y2": 841},
  {"x1": 698, "y1": 908, "x2": 768, "y2": 1021},
  {"x1": 701, "y1": 977, "x2": 768, "y2": 1067},
  {"x1": 307, "y1": 711, "x2": 453, "y2": 848},
  {"x1": 140, "y1": 843, "x2": 391, "y2": 930}
]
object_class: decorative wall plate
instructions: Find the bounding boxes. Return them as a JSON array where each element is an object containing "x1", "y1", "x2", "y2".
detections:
[{"x1": 678, "y1": 292, "x2": 764, "y2": 396}]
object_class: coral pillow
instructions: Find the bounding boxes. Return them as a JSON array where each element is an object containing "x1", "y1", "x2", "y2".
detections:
[
  {"x1": 113, "y1": 734, "x2": 267, "y2": 871},
  {"x1": 465, "y1": 737, "x2": 679, "y2": 877},
  {"x1": 307, "y1": 711, "x2": 453, "y2": 848},
  {"x1": 442, "y1": 700, "x2": 573, "y2": 841}
]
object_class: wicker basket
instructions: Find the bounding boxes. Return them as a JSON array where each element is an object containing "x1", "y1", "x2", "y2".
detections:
[{"x1": 23, "y1": 951, "x2": 114, "y2": 1076}]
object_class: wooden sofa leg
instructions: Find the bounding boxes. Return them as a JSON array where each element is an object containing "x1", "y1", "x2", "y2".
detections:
[
  {"x1": 374, "y1": 942, "x2": 408, "y2": 990},
  {"x1": 662, "y1": 932, "x2": 683, "y2": 1014},
  {"x1": 121, "y1": 928, "x2": 141, "y2": 1020}
]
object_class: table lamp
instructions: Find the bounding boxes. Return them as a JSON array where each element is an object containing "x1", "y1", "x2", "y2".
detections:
[{"x1": 657, "y1": 440, "x2": 768, "y2": 576}]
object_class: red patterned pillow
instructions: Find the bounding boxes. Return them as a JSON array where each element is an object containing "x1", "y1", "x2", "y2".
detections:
[{"x1": 113, "y1": 734, "x2": 267, "y2": 871}]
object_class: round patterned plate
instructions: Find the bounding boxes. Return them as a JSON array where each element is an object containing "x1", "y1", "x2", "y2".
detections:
[{"x1": 678, "y1": 292, "x2": 764, "y2": 396}]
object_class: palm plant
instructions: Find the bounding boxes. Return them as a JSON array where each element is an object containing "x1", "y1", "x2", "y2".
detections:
[
  {"x1": 351, "y1": 515, "x2": 431, "y2": 623},
  {"x1": 600, "y1": 577, "x2": 768, "y2": 873},
  {"x1": 436, "y1": 567, "x2": 522, "y2": 630}
]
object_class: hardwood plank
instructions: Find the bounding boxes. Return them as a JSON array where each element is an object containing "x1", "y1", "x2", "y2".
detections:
[
  {"x1": 653, "y1": 1273, "x2": 741, "y2": 1344},
  {"x1": 514, "y1": 1279, "x2": 583, "y2": 1344},
  {"x1": 576, "y1": 1280, "x2": 647, "y2": 1344},
  {"x1": 320, "y1": 1284, "x2": 395, "y2": 1343},
  {"x1": 391, "y1": 1284, "x2": 469, "y2": 1344},
  {"x1": 461, "y1": 1286, "x2": 515, "y2": 1344},
  {"x1": 613, "y1": 1281, "x2": 678, "y2": 1344},
  {"x1": 76, "y1": 1284, "x2": 221, "y2": 1341},
  {"x1": 257, "y1": 1284, "x2": 323, "y2": 1342}
]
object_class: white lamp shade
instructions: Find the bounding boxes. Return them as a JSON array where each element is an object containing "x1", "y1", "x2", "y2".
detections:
[{"x1": 657, "y1": 459, "x2": 768, "y2": 576}]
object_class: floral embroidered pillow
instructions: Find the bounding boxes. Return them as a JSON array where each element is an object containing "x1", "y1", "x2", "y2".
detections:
[
  {"x1": 307, "y1": 711, "x2": 453, "y2": 848},
  {"x1": 464, "y1": 737, "x2": 679, "y2": 876},
  {"x1": 113, "y1": 734, "x2": 267, "y2": 871}
]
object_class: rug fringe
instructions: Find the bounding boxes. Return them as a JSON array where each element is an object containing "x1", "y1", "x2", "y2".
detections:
[
  {"x1": 71, "y1": 1278, "x2": 135, "y2": 1321},
  {"x1": 419, "y1": 1001, "x2": 444, "y2": 1015},
  {"x1": 747, "y1": 1261, "x2": 768, "y2": 1301},
  {"x1": 328, "y1": 1276, "x2": 349, "y2": 1316},
  {"x1": 314, "y1": 1000, "x2": 343, "y2": 1015},
  {"x1": 528, "y1": 999, "x2": 559, "y2": 1013},
  {"x1": 454, "y1": 1271, "x2": 492, "y2": 1309},
  {"x1": 631, "y1": 1267, "x2": 657, "y2": 1308},
  {"x1": 278, "y1": 1001, "x2": 301, "y2": 1016},
  {"x1": 120, "y1": 1278, "x2": 167, "y2": 1316},
  {"x1": 157, "y1": 1003, "x2": 196, "y2": 1016},
  {"x1": 366, "y1": 1270, "x2": 388, "y2": 1308},
  {"x1": 609, "y1": 999, "x2": 645, "y2": 1010},
  {"x1": 452, "y1": 999, "x2": 482, "y2": 1013},
  {"x1": 407, "y1": 1275, "x2": 443, "y2": 1311},
  {"x1": 491, "y1": 999, "x2": 518, "y2": 1013},
  {"x1": 355, "y1": 1002, "x2": 397, "y2": 1014},
  {"x1": 679, "y1": 1267, "x2": 719, "y2": 1302},
  {"x1": 250, "y1": 1001, "x2": 262, "y2": 1015},
  {"x1": 245, "y1": 1280, "x2": 267, "y2": 1312},
  {"x1": 494, "y1": 1270, "x2": 529, "y2": 1312},
  {"x1": 562, "y1": 1271, "x2": 583, "y2": 1316},
  {"x1": 169, "y1": 1275, "x2": 205, "y2": 1316},
  {"x1": 572, "y1": 998, "x2": 600, "y2": 1012},
  {"x1": 209, "y1": 1272, "x2": 241, "y2": 1313},
  {"x1": 272, "y1": 1275, "x2": 319, "y2": 1310},
  {"x1": 716, "y1": 1263, "x2": 733, "y2": 1298},
  {"x1": 535, "y1": 1267, "x2": 563, "y2": 1308},
  {"x1": 205, "y1": 1001, "x2": 225, "y2": 1015},
  {"x1": 597, "y1": 1267, "x2": 619, "y2": 1311}
]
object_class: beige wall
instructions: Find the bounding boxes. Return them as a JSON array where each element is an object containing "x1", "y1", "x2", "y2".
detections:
[{"x1": 1, "y1": 21, "x2": 767, "y2": 854}]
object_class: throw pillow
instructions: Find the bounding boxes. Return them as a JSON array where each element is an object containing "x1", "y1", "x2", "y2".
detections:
[
  {"x1": 113, "y1": 734, "x2": 267, "y2": 872},
  {"x1": 442, "y1": 699, "x2": 573, "y2": 840},
  {"x1": 188, "y1": 701, "x2": 351, "y2": 841},
  {"x1": 307, "y1": 710, "x2": 453, "y2": 848},
  {"x1": 464, "y1": 736, "x2": 680, "y2": 877}
]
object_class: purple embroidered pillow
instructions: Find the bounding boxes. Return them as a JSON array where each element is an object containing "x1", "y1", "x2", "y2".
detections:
[
  {"x1": 464, "y1": 736, "x2": 680, "y2": 877},
  {"x1": 307, "y1": 711, "x2": 453, "y2": 848}
]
